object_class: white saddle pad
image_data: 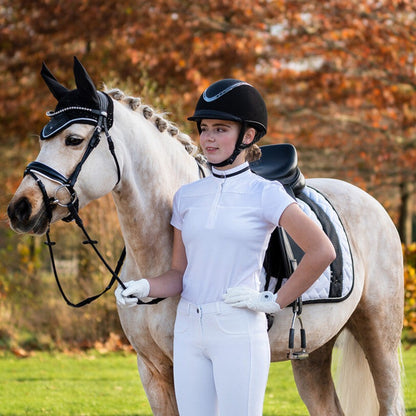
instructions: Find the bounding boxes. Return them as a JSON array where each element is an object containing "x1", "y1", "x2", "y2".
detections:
[{"x1": 262, "y1": 185, "x2": 354, "y2": 304}]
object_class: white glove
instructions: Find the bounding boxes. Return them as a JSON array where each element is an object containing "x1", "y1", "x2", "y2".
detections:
[
  {"x1": 115, "y1": 279, "x2": 150, "y2": 307},
  {"x1": 223, "y1": 287, "x2": 281, "y2": 314}
]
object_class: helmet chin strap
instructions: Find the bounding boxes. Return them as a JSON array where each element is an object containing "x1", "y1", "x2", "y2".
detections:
[{"x1": 210, "y1": 122, "x2": 247, "y2": 168}]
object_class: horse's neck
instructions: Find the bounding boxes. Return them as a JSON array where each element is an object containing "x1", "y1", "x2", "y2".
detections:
[{"x1": 111, "y1": 113, "x2": 201, "y2": 279}]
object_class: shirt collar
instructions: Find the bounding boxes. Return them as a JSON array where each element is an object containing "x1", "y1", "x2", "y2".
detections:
[{"x1": 212, "y1": 162, "x2": 250, "y2": 179}]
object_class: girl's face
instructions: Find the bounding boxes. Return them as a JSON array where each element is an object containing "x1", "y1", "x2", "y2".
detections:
[{"x1": 199, "y1": 119, "x2": 245, "y2": 169}]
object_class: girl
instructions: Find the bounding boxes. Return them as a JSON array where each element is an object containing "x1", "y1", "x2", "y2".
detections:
[{"x1": 116, "y1": 79, "x2": 336, "y2": 415}]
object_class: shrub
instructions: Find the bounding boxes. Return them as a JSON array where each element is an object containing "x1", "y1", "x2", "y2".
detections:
[{"x1": 403, "y1": 244, "x2": 416, "y2": 344}]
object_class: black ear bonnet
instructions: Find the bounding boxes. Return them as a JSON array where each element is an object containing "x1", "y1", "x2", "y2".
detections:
[{"x1": 40, "y1": 57, "x2": 113, "y2": 140}]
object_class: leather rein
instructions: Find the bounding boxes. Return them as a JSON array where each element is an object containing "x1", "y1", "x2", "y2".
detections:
[{"x1": 24, "y1": 92, "x2": 163, "y2": 307}]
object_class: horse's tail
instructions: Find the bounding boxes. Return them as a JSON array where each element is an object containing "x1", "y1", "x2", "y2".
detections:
[
  {"x1": 335, "y1": 329, "x2": 406, "y2": 416},
  {"x1": 335, "y1": 329, "x2": 379, "y2": 416}
]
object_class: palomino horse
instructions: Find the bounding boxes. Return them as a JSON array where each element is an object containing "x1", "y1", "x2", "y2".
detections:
[{"x1": 7, "y1": 58, "x2": 404, "y2": 415}]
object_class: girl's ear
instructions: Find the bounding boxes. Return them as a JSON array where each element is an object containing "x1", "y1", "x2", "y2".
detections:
[{"x1": 243, "y1": 127, "x2": 256, "y2": 146}]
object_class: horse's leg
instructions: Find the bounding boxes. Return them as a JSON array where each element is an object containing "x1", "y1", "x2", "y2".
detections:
[
  {"x1": 137, "y1": 352, "x2": 179, "y2": 416},
  {"x1": 291, "y1": 337, "x2": 344, "y2": 416},
  {"x1": 346, "y1": 300, "x2": 404, "y2": 416}
]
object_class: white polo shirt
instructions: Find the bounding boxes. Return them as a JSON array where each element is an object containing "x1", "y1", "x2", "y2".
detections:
[{"x1": 171, "y1": 162, "x2": 296, "y2": 305}]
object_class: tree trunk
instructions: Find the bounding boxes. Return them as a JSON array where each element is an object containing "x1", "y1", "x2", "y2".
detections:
[{"x1": 398, "y1": 181, "x2": 414, "y2": 245}]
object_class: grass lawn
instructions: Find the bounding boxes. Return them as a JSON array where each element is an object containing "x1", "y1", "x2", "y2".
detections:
[{"x1": 0, "y1": 347, "x2": 414, "y2": 415}]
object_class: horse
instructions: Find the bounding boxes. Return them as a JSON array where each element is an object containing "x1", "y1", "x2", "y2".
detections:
[{"x1": 7, "y1": 58, "x2": 404, "y2": 416}]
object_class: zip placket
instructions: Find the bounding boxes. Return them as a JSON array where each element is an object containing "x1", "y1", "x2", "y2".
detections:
[
  {"x1": 206, "y1": 163, "x2": 250, "y2": 229},
  {"x1": 206, "y1": 175, "x2": 226, "y2": 229}
]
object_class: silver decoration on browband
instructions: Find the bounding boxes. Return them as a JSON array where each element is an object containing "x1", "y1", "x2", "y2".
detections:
[{"x1": 46, "y1": 106, "x2": 100, "y2": 117}]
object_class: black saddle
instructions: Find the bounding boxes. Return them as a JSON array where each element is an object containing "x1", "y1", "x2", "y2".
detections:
[
  {"x1": 249, "y1": 144, "x2": 304, "y2": 293},
  {"x1": 250, "y1": 143, "x2": 306, "y2": 197},
  {"x1": 250, "y1": 144, "x2": 343, "y2": 307}
]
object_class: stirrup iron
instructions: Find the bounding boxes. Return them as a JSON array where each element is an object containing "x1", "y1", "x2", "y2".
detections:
[{"x1": 287, "y1": 297, "x2": 309, "y2": 360}]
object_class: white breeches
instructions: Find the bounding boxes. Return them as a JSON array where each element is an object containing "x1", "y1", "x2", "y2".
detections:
[{"x1": 173, "y1": 298, "x2": 271, "y2": 416}]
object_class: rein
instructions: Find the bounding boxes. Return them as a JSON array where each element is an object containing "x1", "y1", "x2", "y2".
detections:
[
  {"x1": 24, "y1": 92, "x2": 164, "y2": 307},
  {"x1": 45, "y1": 205, "x2": 162, "y2": 307}
]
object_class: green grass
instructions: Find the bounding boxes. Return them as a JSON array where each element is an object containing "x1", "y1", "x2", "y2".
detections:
[{"x1": 0, "y1": 348, "x2": 414, "y2": 415}]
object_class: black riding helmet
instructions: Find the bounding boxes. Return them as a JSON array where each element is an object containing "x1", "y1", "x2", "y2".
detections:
[{"x1": 188, "y1": 79, "x2": 267, "y2": 167}]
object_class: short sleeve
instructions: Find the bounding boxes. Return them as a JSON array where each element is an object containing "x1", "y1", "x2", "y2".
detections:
[
  {"x1": 170, "y1": 187, "x2": 183, "y2": 230},
  {"x1": 262, "y1": 181, "x2": 296, "y2": 226}
]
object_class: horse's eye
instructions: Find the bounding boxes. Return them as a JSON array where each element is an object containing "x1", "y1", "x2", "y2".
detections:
[{"x1": 65, "y1": 136, "x2": 84, "y2": 146}]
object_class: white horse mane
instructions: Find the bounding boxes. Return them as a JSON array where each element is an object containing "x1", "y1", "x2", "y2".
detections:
[{"x1": 105, "y1": 87, "x2": 206, "y2": 165}]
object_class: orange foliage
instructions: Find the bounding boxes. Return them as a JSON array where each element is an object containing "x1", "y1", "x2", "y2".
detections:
[{"x1": 403, "y1": 244, "x2": 416, "y2": 342}]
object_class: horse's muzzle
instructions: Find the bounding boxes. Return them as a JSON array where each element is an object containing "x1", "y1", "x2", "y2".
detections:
[{"x1": 7, "y1": 196, "x2": 50, "y2": 235}]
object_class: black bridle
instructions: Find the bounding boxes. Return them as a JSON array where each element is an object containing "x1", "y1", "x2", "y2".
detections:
[
  {"x1": 24, "y1": 92, "x2": 163, "y2": 307},
  {"x1": 25, "y1": 92, "x2": 120, "y2": 223}
]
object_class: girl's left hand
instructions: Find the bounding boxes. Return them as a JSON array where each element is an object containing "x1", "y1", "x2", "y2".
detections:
[{"x1": 223, "y1": 287, "x2": 281, "y2": 314}]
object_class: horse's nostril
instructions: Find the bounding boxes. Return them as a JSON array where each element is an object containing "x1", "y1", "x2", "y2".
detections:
[{"x1": 8, "y1": 197, "x2": 32, "y2": 223}]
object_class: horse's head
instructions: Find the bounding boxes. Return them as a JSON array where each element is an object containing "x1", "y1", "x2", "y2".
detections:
[{"x1": 7, "y1": 57, "x2": 121, "y2": 235}]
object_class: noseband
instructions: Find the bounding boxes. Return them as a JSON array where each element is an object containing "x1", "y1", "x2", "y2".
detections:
[{"x1": 23, "y1": 92, "x2": 163, "y2": 307}]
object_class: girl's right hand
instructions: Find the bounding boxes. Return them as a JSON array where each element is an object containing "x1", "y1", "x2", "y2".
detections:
[{"x1": 115, "y1": 279, "x2": 150, "y2": 307}]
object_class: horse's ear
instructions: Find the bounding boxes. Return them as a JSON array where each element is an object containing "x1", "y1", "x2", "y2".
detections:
[
  {"x1": 73, "y1": 56, "x2": 99, "y2": 107},
  {"x1": 41, "y1": 62, "x2": 69, "y2": 100}
]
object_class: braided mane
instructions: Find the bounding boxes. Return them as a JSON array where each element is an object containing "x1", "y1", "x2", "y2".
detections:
[{"x1": 106, "y1": 88, "x2": 206, "y2": 164}]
